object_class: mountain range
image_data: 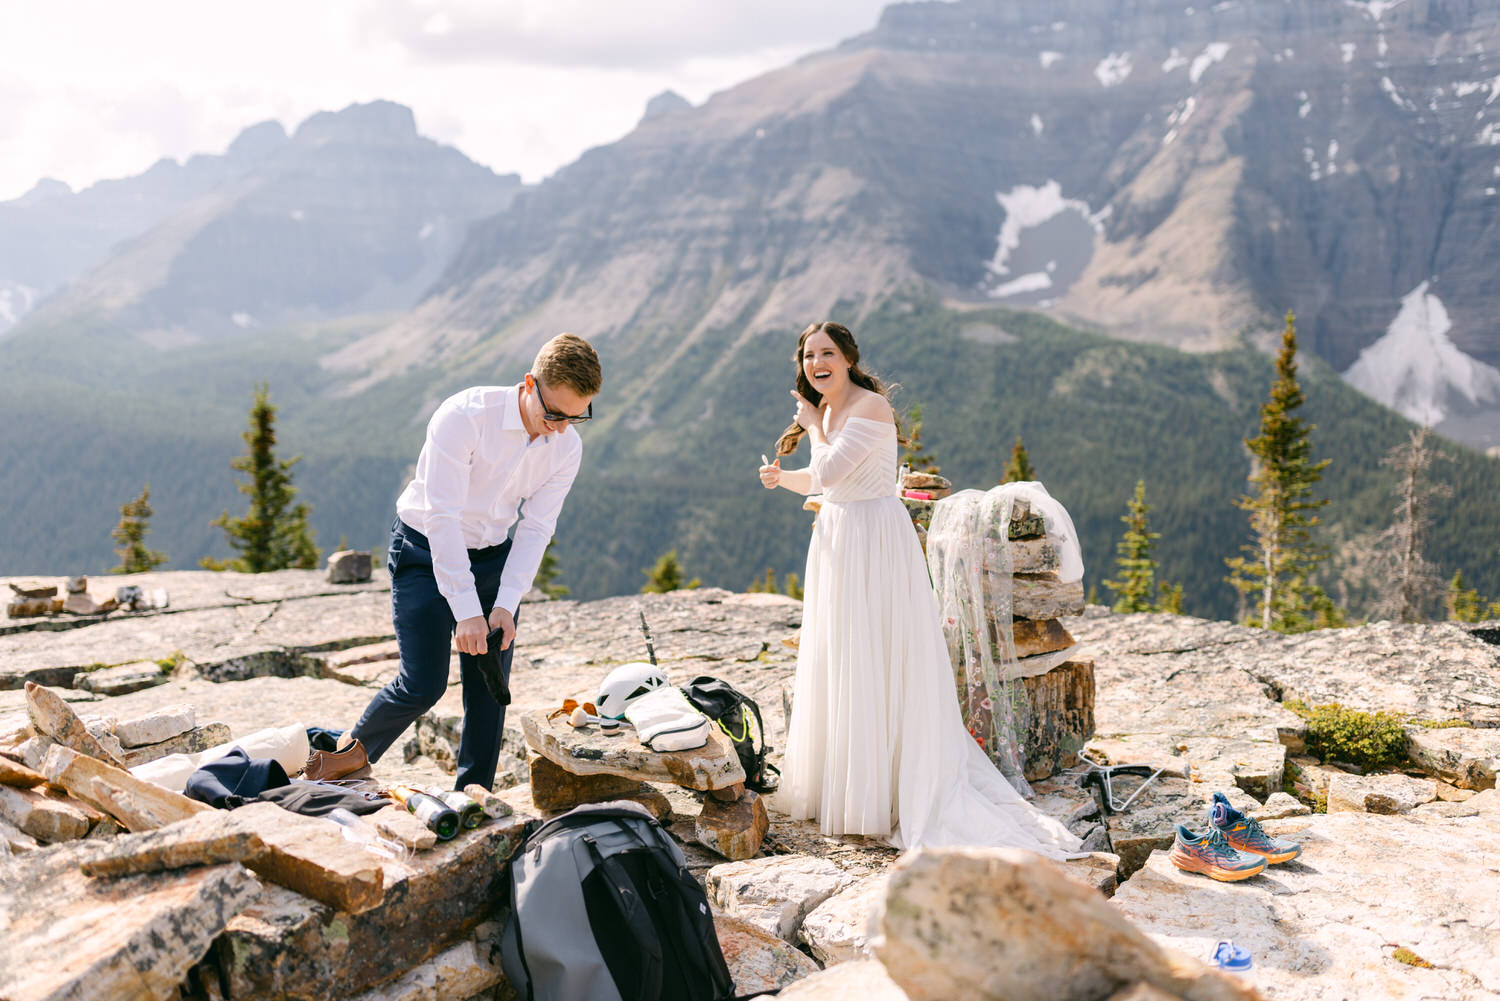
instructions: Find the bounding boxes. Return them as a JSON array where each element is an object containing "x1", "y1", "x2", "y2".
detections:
[{"x1": 2, "y1": 0, "x2": 1498, "y2": 619}]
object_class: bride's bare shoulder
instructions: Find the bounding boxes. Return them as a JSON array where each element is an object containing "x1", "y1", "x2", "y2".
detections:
[{"x1": 850, "y1": 391, "x2": 896, "y2": 425}]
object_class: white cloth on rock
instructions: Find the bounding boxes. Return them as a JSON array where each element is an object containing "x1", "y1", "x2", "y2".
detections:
[{"x1": 775, "y1": 416, "x2": 1082, "y2": 856}]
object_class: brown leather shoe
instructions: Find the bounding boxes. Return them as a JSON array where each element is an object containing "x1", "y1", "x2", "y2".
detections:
[{"x1": 304, "y1": 738, "x2": 372, "y2": 781}]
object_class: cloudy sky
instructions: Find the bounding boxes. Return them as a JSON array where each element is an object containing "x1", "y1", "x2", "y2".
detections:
[{"x1": 0, "y1": 0, "x2": 894, "y2": 202}]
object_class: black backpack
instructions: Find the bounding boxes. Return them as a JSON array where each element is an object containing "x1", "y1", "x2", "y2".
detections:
[
  {"x1": 682, "y1": 676, "x2": 779, "y2": 794},
  {"x1": 499, "y1": 802, "x2": 736, "y2": 1001}
]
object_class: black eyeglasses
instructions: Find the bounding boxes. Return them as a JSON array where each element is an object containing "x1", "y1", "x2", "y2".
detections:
[{"x1": 531, "y1": 374, "x2": 593, "y2": 424}]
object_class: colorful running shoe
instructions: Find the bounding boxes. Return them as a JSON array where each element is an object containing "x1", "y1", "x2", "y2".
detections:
[
  {"x1": 1207, "y1": 791, "x2": 1302, "y2": 864},
  {"x1": 1168, "y1": 824, "x2": 1267, "y2": 881}
]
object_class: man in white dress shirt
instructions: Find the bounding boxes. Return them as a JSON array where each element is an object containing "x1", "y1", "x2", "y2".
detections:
[{"x1": 349, "y1": 333, "x2": 602, "y2": 791}]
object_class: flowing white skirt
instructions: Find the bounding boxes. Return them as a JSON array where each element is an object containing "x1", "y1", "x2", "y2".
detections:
[{"x1": 776, "y1": 494, "x2": 1082, "y2": 856}]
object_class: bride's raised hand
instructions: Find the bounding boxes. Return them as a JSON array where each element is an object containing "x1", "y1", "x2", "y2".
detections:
[{"x1": 791, "y1": 390, "x2": 819, "y2": 430}]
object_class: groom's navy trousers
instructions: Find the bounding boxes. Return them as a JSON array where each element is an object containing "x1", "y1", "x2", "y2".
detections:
[{"x1": 351, "y1": 519, "x2": 516, "y2": 791}]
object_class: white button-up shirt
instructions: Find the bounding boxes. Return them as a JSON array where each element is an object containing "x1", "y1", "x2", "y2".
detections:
[{"x1": 395, "y1": 385, "x2": 582, "y2": 623}]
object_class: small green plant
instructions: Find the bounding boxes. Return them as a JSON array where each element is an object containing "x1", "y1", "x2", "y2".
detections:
[
  {"x1": 1286, "y1": 700, "x2": 1407, "y2": 771},
  {"x1": 155, "y1": 650, "x2": 188, "y2": 673},
  {"x1": 1391, "y1": 947, "x2": 1432, "y2": 969},
  {"x1": 1410, "y1": 717, "x2": 1472, "y2": 729}
]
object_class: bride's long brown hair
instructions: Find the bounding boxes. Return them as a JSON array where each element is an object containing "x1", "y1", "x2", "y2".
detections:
[{"x1": 775, "y1": 321, "x2": 896, "y2": 456}]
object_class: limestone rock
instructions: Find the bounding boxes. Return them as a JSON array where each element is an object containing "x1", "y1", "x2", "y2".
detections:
[
  {"x1": 328, "y1": 549, "x2": 374, "y2": 584},
  {"x1": 772, "y1": 960, "x2": 911, "y2": 1001},
  {"x1": 115, "y1": 703, "x2": 196, "y2": 747},
  {"x1": 1253, "y1": 791, "x2": 1311, "y2": 820},
  {"x1": 75, "y1": 659, "x2": 170, "y2": 696},
  {"x1": 521, "y1": 708, "x2": 746, "y2": 792},
  {"x1": 370, "y1": 803, "x2": 439, "y2": 851},
  {"x1": 1012, "y1": 616, "x2": 1076, "y2": 657},
  {"x1": 43, "y1": 743, "x2": 212, "y2": 830},
  {"x1": 875, "y1": 847, "x2": 1259, "y2": 1001},
  {"x1": 119, "y1": 721, "x2": 233, "y2": 768},
  {"x1": 79, "y1": 808, "x2": 268, "y2": 877},
  {"x1": 695, "y1": 789, "x2": 769, "y2": 860},
  {"x1": 714, "y1": 912, "x2": 822, "y2": 998},
  {"x1": 463, "y1": 783, "x2": 515, "y2": 819},
  {"x1": 0, "y1": 847, "x2": 261, "y2": 1001},
  {"x1": 1114, "y1": 811, "x2": 1500, "y2": 1000},
  {"x1": 1327, "y1": 773, "x2": 1437, "y2": 814},
  {"x1": 1019, "y1": 658, "x2": 1095, "y2": 781},
  {"x1": 0, "y1": 783, "x2": 92, "y2": 842},
  {"x1": 25, "y1": 681, "x2": 125, "y2": 765},
  {"x1": 233, "y1": 801, "x2": 385, "y2": 912},
  {"x1": 0, "y1": 814, "x2": 38, "y2": 853},
  {"x1": 0, "y1": 754, "x2": 45, "y2": 788},
  {"x1": 529, "y1": 753, "x2": 656, "y2": 812},
  {"x1": 207, "y1": 813, "x2": 526, "y2": 999},
  {"x1": 1102, "y1": 774, "x2": 1205, "y2": 877},
  {"x1": 347, "y1": 922, "x2": 503, "y2": 1001},
  {"x1": 1012, "y1": 574, "x2": 1086, "y2": 620},
  {"x1": 1404, "y1": 725, "x2": 1499, "y2": 790},
  {"x1": 406, "y1": 708, "x2": 528, "y2": 787},
  {"x1": 799, "y1": 871, "x2": 891, "y2": 966},
  {"x1": 707, "y1": 854, "x2": 861, "y2": 941},
  {"x1": 12, "y1": 735, "x2": 53, "y2": 771}
]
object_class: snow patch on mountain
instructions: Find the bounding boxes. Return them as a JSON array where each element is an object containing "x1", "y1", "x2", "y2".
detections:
[
  {"x1": 1190, "y1": 43, "x2": 1231, "y2": 84},
  {"x1": 1343, "y1": 281, "x2": 1500, "y2": 425},
  {"x1": 1382, "y1": 76, "x2": 1416, "y2": 112},
  {"x1": 984, "y1": 182, "x2": 1098, "y2": 304},
  {"x1": 1345, "y1": 0, "x2": 1405, "y2": 22},
  {"x1": 1095, "y1": 53, "x2": 1132, "y2": 87},
  {"x1": 1162, "y1": 48, "x2": 1189, "y2": 73},
  {"x1": 1039, "y1": 51, "x2": 1062, "y2": 69},
  {"x1": 1341, "y1": 42, "x2": 1357, "y2": 64},
  {"x1": 0, "y1": 282, "x2": 39, "y2": 332},
  {"x1": 1030, "y1": 114, "x2": 1044, "y2": 136}
]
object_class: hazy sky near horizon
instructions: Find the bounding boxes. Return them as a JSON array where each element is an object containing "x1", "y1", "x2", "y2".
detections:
[{"x1": 0, "y1": 0, "x2": 894, "y2": 202}]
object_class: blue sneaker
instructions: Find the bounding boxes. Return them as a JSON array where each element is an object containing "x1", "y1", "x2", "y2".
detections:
[
  {"x1": 1208, "y1": 791, "x2": 1302, "y2": 864},
  {"x1": 1168, "y1": 824, "x2": 1267, "y2": 881}
]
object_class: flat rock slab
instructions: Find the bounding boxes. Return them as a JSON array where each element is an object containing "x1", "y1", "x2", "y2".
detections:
[
  {"x1": 697, "y1": 789, "x2": 770, "y2": 860},
  {"x1": 520, "y1": 708, "x2": 746, "y2": 791},
  {"x1": 772, "y1": 960, "x2": 910, "y2": 1001},
  {"x1": 116, "y1": 704, "x2": 196, "y2": 747},
  {"x1": 799, "y1": 871, "x2": 891, "y2": 966},
  {"x1": 1326, "y1": 773, "x2": 1437, "y2": 814},
  {"x1": 120, "y1": 721, "x2": 233, "y2": 768},
  {"x1": 1404, "y1": 725, "x2": 1500, "y2": 790},
  {"x1": 204, "y1": 812, "x2": 527, "y2": 1000},
  {"x1": 1113, "y1": 808, "x2": 1500, "y2": 1000},
  {"x1": 0, "y1": 846, "x2": 261, "y2": 1001},
  {"x1": 75, "y1": 660, "x2": 170, "y2": 696},
  {"x1": 0, "y1": 592, "x2": 395, "y2": 691},
  {"x1": 708, "y1": 854, "x2": 862, "y2": 941},
  {"x1": 715, "y1": 912, "x2": 822, "y2": 998}
]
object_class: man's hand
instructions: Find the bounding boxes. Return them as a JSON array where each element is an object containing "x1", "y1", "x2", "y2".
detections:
[
  {"x1": 487, "y1": 605, "x2": 517, "y2": 652},
  {"x1": 455, "y1": 616, "x2": 490, "y2": 656}
]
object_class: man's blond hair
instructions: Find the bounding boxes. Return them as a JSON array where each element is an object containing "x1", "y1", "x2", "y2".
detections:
[{"x1": 533, "y1": 333, "x2": 602, "y2": 397}]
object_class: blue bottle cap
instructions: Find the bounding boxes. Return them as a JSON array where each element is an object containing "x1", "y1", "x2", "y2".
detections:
[{"x1": 1214, "y1": 941, "x2": 1253, "y2": 972}]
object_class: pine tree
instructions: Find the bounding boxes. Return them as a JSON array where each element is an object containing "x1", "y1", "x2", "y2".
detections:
[
  {"x1": 1369, "y1": 427, "x2": 1450, "y2": 623},
  {"x1": 1103, "y1": 480, "x2": 1160, "y2": 613},
  {"x1": 1157, "y1": 582, "x2": 1185, "y2": 615},
  {"x1": 110, "y1": 485, "x2": 167, "y2": 574},
  {"x1": 1224, "y1": 313, "x2": 1337, "y2": 632},
  {"x1": 783, "y1": 571, "x2": 803, "y2": 600},
  {"x1": 642, "y1": 550, "x2": 700, "y2": 593},
  {"x1": 762, "y1": 567, "x2": 779, "y2": 594},
  {"x1": 534, "y1": 538, "x2": 570, "y2": 599},
  {"x1": 1448, "y1": 567, "x2": 1500, "y2": 623},
  {"x1": 202, "y1": 384, "x2": 319, "y2": 573},
  {"x1": 901, "y1": 404, "x2": 940, "y2": 474},
  {"x1": 1001, "y1": 435, "x2": 1036, "y2": 484}
]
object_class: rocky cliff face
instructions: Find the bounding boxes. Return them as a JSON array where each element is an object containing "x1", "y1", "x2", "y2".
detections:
[
  {"x1": 15, "y1": 101, "x2": 521, "y2": 345},
  {"x1": 331, "y1": 0, "x2": 1500, "y2": 446}
]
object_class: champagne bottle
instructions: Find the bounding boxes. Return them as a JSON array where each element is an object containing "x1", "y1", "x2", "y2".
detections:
[
  {"x1": 424, "y1": 787, "x2": 484, "y2": 829},
  {"x1": 389, "y1": 785, "x2": 460, "y2": 840}
]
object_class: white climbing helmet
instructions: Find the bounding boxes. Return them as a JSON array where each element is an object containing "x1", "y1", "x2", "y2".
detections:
[{"x1": 596, "y1": 661, "x2": 669, "y2": 719}]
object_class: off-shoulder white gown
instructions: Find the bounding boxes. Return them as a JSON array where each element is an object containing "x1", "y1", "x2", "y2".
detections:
[{"x1": 777, "y1": 417, "x2": 1081, "y2": 855}]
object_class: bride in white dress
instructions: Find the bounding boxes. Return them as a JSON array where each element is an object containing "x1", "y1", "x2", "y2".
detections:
[{"x1": 758, "y1": 321, "x2": 1081, "y2": 856}]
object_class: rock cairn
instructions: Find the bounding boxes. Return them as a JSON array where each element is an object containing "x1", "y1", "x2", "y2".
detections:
[{"x1": 903, "y1": 482, "x2": 1094, "y2": 783}]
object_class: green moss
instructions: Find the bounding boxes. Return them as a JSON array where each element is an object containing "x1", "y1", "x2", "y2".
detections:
[
  {"x1": 1391, "y1": 947, "x2": 1432, "y2": 969},
  {"x1": 1284, "y1": 701, "x2": 1408, "y2": 772},
  {"x1": 1410, "y1": 718, "x2": 1472, "y2": 729},
  {"x1": 155, "y1": 650, "x2": 187, "y2": 672}
]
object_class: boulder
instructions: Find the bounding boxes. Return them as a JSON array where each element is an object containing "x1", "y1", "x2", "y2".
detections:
[
  {"x1": 800, "y1": 871, "x2": 891, "y2": 966},
  {"x1": 529, "y1": 753, "x2": 656, "y2": 812},
  {"x1": 1011, "y1": 616, "x2": 1076, "y2": 657},
  {"x1": 75, "y1": 660, "x2": 170, "y2": 696},
  {"x1": 1114, "y1": 811, "x2": 1500, "y2": 1000},
  {"x1": 25, "y1": 681, "x2": 125, "y2": 765},
  {"x1": 772, "y1": 960, "x2": 911, "y2": 1001},
  {"x1": 0, "y1": 783, "x2": 92, "y2": 842},
  {"x1": 115, "y1": 703, "x2": 196, "y2": 747},
  {"x1": 0, "y1": 846, "x2": 261, "y2": 1001},
  {"x1": 1326, "y1": 773, "x2": 1437, "y2": 814},
  {"x1": 707, "y1": 854, "x2": 862, "y2": 941},
  {"x1": 1252, "y1": 792, "x2": 1311, "y2": 820},
  {"x1": 119, "y1": 721, "x2": 233, "y2": 768},
  {"x1": 520, "y1": 708, "x2": 746, "y2": 792},
  {"x1": 715, "y1": 912, "x2": 822, "y2": 997},
  {"x1": 328, "y1": 550, "x2": 374, "y2": 584},
  {"x1": 0, "y1": 755, "x2": 45, "y2": 788},
  {"x1": 875, "y1": 847, "x2": 1260, "y2": 1001},
  {"x1": 1404, "y1": 725, "x2": 1499, "y2": 790},
  {"x1": 696, "y1": 789, "x2": 770, "y2": 860}
]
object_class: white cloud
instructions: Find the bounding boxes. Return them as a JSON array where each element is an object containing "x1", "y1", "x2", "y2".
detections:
[{"x1": 0, "y1": 0, "x2": 891, "y2": 201}]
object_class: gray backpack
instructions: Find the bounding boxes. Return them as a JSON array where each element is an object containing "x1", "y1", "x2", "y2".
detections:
[{"x1": 499, "y1": 801, "x2": 737, "y2": 1001}]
